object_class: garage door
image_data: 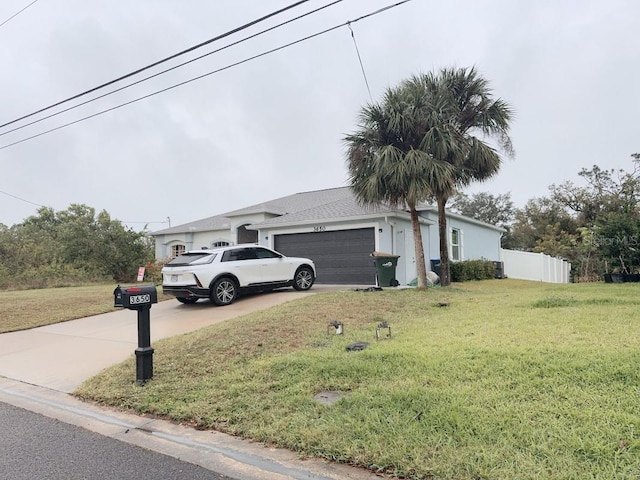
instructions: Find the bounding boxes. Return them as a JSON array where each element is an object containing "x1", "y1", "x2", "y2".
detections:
[{"x1": 274, "y1": 228, "x2": 376, "y2": 284}]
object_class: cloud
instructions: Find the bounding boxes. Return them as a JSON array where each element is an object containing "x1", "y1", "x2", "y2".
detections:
[{"x1": 0, "y1": 0, "x2": 638, "y2": 229}]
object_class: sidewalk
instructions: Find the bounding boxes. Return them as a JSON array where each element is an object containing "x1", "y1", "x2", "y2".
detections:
[{"x1": 0, "y1": 286, "x2": 383, "y2": 480}]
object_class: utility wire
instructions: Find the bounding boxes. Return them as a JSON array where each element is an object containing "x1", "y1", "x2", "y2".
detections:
[
  {"x1": 0, "y1": 180, "x2": 171, "y2": 226},
  {"x1": 347, "y1": 22, "x2": 373, "y2": 102},
  {"x1": 0, "y1": 0, "x2": 345, "y2": 138},
  {"x1": 0, "y1": 188, "x2": 45, "y2": 207},
  {"x1": 121, "y1": 220, "x2": 170, "y2": 225},
  {"x1": 0, "y1": 0, "x2": 39, "y2": 29},
  {"x1": 0, "y1": 0, "x2": 412, "y2": 151},
  {"x1": 0, "y1": 185, "x2": 169, "y2": 226},
  {"x1": 0, "y1": 0, "x2": 311, "y2": 130}
]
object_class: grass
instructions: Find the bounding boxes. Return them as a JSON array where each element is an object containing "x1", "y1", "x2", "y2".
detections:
[
  {"x1": 0, "y1": 284, "x2": 170, "y2": 333},
  {"x1": 70, "y1": 279, "x2": 640, "y2": 479}
]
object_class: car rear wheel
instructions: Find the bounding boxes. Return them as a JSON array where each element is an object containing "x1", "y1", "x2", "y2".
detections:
[
  {"x1": 176, "y1": 297, "x2": 198, "y2": 304},
  {"x1": 211, "y1": 277, "x2": 238, "y2": 306},
  {"x1": 293, "y1": 266, "x2": 314, "y2": 291}
]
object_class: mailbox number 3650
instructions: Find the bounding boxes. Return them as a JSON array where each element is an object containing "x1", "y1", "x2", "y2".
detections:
[{"x1": 129, "y1": 294, "x2": 151, "y2": 304}]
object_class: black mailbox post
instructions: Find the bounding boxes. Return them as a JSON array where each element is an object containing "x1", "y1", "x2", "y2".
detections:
[{"x1": 114, "y1": 285, "x2": 158, "y2": 384}]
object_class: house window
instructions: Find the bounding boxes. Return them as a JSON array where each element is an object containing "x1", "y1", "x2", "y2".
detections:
[
  {"x1": 171, "y1": 244, "x2": 186, "y2": 258},
  {"x1": 211, "y1": 241, "x2": 230, "y2": 247},
  {"x1": 451, "y1": 228, "x2": 461, "y2": 261}
]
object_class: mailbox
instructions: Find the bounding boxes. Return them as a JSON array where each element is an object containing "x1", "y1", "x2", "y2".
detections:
[
  {"x1": 114, "y1": 285, "x2": 157, "y2": 310},
  {"x1": 113, "y1": 286, "x2": 123, "y2": 307},
  {"x1": 113, "y1": 284, "x2": 158, "y2": 384}
]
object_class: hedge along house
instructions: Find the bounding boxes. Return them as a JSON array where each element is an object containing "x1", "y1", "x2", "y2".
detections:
[{"x1": 151, "y1": 187, "x2": 505, "y2": 285}]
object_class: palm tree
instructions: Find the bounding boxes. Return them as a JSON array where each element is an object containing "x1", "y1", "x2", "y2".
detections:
[
  {"x1": 404, "y1": 67, "x2": 514, "y2": 285},
  {"x1": 344, "y1": 85, "x2": 454, "y2": 289}
]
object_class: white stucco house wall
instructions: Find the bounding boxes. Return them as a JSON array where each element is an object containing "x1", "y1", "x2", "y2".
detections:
[{"x1": 151, "y1": 187, "x2": 505, "y2": 285}]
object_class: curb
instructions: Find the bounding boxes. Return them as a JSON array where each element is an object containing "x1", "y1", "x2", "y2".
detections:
[{"x1": 0, "y1": 378, "x2": 383, "y2": 480}]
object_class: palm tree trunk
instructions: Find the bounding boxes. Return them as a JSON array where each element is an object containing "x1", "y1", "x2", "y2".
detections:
[
  {"x1": 437, "y1": 195, "x2": 451, "y2": 286},
  {"x1": 409, "y1": 204, "x2": 428, "y2": 289}
]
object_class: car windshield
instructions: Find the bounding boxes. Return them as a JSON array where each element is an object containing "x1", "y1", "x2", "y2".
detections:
[
  {"x1": 255, "y1": 248, "x2": 282, "y2": 259},
  {"x1": 166, "y1": 252, "x2": 216, "y2": 266}
]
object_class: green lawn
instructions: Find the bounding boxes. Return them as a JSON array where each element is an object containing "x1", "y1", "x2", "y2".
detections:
[
  {"x1": 0, "y1": 284, "x2": 170, "y2": 333},
  {"x1": 59, "y1": 280, "x2": 640, "y2": 478},
  {"x1": 0, "y1": 284, "x2": 121, "y2": 333}
]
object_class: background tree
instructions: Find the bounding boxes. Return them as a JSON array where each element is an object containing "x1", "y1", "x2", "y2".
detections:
[
  {"x1": 0, "y1": 204, "x2": 154, "y2": 289},
  {"x1": 450, "y1": 191, "x2": 515, "y2": 227},
  {"x1": 450, "y1": 191, "x2": 515, "y2": 246},
  {"x1": 550, "y1": 163, "x2": 638, "y2": 226},
  {"x1": 595, "y1": 210, "x2": 640, "y2": 273},
  {"x1": 509, "y1": 197, "x2": 577, "y2": 252},
  {"x1": 506, "y1": 154, "x2": 640, "y2": 279},
  {"x1": 550, "y1": 155, "x2": 640, "y2": 274}
]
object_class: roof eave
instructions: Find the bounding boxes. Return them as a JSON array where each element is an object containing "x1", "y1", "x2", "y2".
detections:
[
  {"x1": 419, "y1": 206, "x2": 506, "y2": 232},
  {"x1": 247, "y1": 211, "x2": 434, "y2": 230}
]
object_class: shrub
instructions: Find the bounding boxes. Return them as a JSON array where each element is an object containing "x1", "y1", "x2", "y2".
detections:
[
  {"x1": 143, "y1": 260, "x2": 167, "y2": 285},
  {"x1": 0, "y1": 263, "x2": 111, "y2": 290},
  {"x1": 450, "y1": 259, "x2": 495, "y2": 282}
]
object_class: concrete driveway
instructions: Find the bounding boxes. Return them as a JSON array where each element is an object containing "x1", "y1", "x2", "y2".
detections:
[{"x1": 0, "y1": 288, "x2": 327, "y2": 393}]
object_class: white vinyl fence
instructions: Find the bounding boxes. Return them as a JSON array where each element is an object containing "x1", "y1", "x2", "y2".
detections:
[{"x1": 500, "y1": 249, "x2": 571, "y2": 283}]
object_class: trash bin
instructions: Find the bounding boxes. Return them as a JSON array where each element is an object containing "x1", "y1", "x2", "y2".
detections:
[
  {"x1": 371, "y1": 252, "x2": 400, "y2": 287},
  {"x1": 494, "y1": 261, "x2": 504, "y2": 279},
  {"x1": 430, "y1": 259, "x2": 441, "y2": 277}
]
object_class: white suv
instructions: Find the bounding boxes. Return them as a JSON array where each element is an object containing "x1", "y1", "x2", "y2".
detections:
[{"x1": 161, "y1": 244, "x2": 316, "y2": 306}]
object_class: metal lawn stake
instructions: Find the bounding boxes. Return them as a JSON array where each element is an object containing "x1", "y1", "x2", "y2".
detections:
[
  {"x1": 376, "y1": 321, "x2": 391, "y2": 340},
  {"x1": 114, "y1": 285, "x2": 158, "y2": 383},
  {"x1": 327, "y1": 320, "x2": 344, "y2": 335}
]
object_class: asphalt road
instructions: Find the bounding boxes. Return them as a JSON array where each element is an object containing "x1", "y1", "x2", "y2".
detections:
[{"x1": 0, "y1": 401, "x2": 234, "y2": 480}]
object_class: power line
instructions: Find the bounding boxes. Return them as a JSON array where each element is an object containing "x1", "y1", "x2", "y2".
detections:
[
  {"x1": 121, "y1": 220, "x2": 170, "y2": 225},
  {"x1": 0, "y1": 0, "x2": 412, "y2": 151},
  {"x1": 347, "y1": 22, "x2": 373, "y2": 102},
  {"x1": 0, "y1": 1, "x2": 346, "y2": 217},
  {"x1": 0, "y1": 0, "x2": 311, "y2": 130},
  {"x1": 0, "y1": 0, "x2": 345, "y2": 139},
  {"x1": 0, "y1": 188, "x2": 45, "y2": 207},
  {"x1": 0, "y1": 0, "x2": 39, "y2": 29},
  {"x1": 0, "y1": 187, "x2": 170, "y2": 226}
]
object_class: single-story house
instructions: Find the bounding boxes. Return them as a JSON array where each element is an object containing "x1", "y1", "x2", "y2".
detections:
[{"x1": 150, "y1": 186, "x2": 505, "y2": 285}]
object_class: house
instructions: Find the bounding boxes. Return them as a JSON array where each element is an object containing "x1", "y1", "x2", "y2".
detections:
[{"x1": 150, "y1": 187, "x2": 505, "y2": 285}]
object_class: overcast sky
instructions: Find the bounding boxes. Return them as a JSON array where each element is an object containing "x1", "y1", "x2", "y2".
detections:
[{"x1": 0, "y1": 0, "x2": 638, "y2": 231}]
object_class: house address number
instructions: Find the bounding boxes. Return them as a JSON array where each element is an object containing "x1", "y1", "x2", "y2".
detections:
[
  {"x1": 129, "y1": 294, "x2": 151, "y2": 305},
  {"x1": 313, "y1": 225, "x2": 326, "y2": 232}
]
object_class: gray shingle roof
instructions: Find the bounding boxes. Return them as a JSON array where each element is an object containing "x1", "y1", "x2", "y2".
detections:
[
  {"x1": 151, "y1": 187, "x2": 355, "y2": 235},
  {"x1": 151, "y1": 186, "x2": 443, "y2": 235},
  {"x1": 250, "y1": 192, "x2": 405, "y2": 228},
  {"x1": 151, "y1": 214, "x2": 230, "y2": 235},
  {"x1": 222, "y1": 187, "x2": 354, "y2": 217}
]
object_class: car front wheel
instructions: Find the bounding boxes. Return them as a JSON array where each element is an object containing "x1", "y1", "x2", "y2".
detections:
[
  {"x1": 211, "y1": 277, "x2": 238, "y2": 306},
  {"x1": 293, "y1": 267, "x2": 314, "y2": 291}
]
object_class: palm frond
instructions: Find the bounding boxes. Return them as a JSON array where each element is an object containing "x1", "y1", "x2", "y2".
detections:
[{"x1": 344, "y1": 66, "x2": 514, "y2": 207}]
